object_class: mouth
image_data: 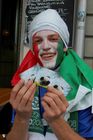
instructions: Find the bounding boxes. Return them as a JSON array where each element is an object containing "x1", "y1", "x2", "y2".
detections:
[{"x1": 40, "y1": 52, "x2": 56, "y2": 61}]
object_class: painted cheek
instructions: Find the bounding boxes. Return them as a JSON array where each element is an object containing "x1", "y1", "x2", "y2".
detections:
[
  {"x1": 56, "y1": 41, "x2": 64, "y2": 65},
  {"x1": 33, "y1": 44, "x2": 39, "y2": 57}
]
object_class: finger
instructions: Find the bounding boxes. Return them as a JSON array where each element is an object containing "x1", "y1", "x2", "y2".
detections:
[
  {"x1": 47, "y1": 86, "x2": 69, "y2": 108},
  {"x1": 42, "y1": 96, "x2": 61, "y2": 114},
  {"x1": 15, "y1": 80, "x2": 33, "y2": 104},
  {"x1": 10, "y1": 80, "x2": 33, "y2": 109},
  {"x1": 42, "y1": 100, "x2": 53, "y2": 116},
  {"x1": 19, "y1": 83, "x2": 36, "y2": 107},
  {"x1": 45, "y1": 92, "x2": 67, "y2": 113},
  {"x1": 47, "y1": 86, "x2": 64, "y2": 94},
  {"x1": 10, "y1": 79, "x2": 25, "y2": 102}
]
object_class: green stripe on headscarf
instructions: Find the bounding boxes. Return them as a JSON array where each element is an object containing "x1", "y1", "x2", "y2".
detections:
[{"x1": 59, "y1": 48, "x2": 93, "y2": 101}]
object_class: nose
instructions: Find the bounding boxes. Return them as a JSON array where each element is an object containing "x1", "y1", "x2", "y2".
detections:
[{"x1": 42, "y1": 39, "x2": 50, "y2": 51}]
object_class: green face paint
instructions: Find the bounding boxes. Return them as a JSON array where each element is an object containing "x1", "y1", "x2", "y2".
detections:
[{"x1": 56, "y1": 39, "x2": 64, "y2": 67}]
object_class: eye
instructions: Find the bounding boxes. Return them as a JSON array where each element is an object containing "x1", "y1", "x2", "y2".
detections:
[
  {"x1": 33, "y1": 37, "x2": 43, "y2": 44},
  {"x1": 48, "y1": 34, "x2": 59, "y2": 42}
]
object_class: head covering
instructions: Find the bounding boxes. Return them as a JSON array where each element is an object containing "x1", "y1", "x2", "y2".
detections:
[{"x1": 28, "y1": 9, "x2": 69, "y2": 48}]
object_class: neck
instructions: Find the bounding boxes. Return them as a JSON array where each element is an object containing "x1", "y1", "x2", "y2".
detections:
[{"x1": 49, "y1": 63, "x2": 60, "y2": 72}]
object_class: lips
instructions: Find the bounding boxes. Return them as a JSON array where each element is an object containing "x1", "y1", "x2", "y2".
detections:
[{"x1": 40, "y1": 52, "x2": 56, "y2": 60}]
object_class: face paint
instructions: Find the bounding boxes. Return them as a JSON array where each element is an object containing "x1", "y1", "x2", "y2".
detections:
[
  {"x1": 32, "y1": 30, "x2": 64, "y2": 69},
  {"x1": 56, "y1": 39, "x2": 64, "y2": 67}
]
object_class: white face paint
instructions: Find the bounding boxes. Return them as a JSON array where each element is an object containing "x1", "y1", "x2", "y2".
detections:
[{"x1": 33, "y1": 30, "x2": 60, "y2": 69}]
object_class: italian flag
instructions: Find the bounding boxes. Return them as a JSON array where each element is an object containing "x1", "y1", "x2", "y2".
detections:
[
  {"x1": 59, "y1": 49, "x2": 93, "y2": 115},
  {"x1": 11, "y1": 48, "x2": 93, "y2": 114}
]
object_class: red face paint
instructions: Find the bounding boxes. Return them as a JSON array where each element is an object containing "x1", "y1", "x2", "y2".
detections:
[{"x1": 33, "y1": 34, "x2": 43, "y2": 66}]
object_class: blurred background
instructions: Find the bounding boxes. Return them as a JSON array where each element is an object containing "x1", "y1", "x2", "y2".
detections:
[{"x1": 0, "y1": 0, "x2": 93, "y2": 139}]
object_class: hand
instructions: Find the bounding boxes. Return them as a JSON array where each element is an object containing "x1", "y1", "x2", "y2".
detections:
[
  {"x1": 41, "y1": 86, "x2": 69, "y2": 123},
  {"x1": 9, "y1": 79, "x2": 36, "y2": 122}
]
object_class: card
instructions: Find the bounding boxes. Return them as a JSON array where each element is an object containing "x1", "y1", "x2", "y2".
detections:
[{"x1": 20, "y1": 65, "x2": 71, "y2": 120}]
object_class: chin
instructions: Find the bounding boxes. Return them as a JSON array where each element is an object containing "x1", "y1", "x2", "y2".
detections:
[
  {"x1": 39, "y1": 56, "x2": 57, "y2": 69},
  {"x1": 43, "y1": 62, "x2": 56, "y2": 69}
]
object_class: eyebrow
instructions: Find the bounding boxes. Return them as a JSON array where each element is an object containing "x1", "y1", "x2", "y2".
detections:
[
  {"x1": 48, "y1": 34, "x2": 59, "y2": 37},
  {"x1": 34, "y1": 33, "x2": 59, "y2": 38}
]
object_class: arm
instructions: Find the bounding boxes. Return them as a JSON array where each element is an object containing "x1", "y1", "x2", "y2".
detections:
[
  {"x1": 6, "y1": 79, "x2": 36, "y2": 140},
  {"x1": 6, "y1": 114, "x2": 29, "y2": 140},
  {"x1": 42, "y1": 86, "x2": 88, "y2": 140},
  {"x1": 49, "y1": 116, "x2": 85, "y2": 140}
]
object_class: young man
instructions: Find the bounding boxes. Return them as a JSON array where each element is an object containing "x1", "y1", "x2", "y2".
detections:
[{"x1": 6, "y1": 9, "x2": 93, "y2": 140}]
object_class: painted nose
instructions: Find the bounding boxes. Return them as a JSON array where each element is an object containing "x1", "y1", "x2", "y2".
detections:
[{"x1": 42, "y1": 39, "x2": 50, "y2": 51}]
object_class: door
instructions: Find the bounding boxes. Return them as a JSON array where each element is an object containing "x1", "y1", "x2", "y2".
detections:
[
  {"x1": 0, "y1": 0, "x2": 22, "y2": 134},
  {"x1": 0, "y1": 0, "x2": 20, "y2": 87},
  {"x1": 0, "y1": 0, "x2": 22, "y2": 103}
]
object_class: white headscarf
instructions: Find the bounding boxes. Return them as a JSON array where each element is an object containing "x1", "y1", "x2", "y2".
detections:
[{"x1": 28, "y1": 9, "x2": 69, "y2": 48}]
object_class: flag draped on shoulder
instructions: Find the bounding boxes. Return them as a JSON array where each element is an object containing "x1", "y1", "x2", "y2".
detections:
[{"x1": 59, "y1": 48, "x2": 93, "y2": 112}]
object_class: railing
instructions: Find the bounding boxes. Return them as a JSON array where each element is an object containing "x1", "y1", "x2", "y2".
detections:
[{"x1": 0, "y1": 88, "x2": 11, "y2": 106}]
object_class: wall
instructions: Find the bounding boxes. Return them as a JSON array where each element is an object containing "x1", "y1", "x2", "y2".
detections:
[
  {"x1": 20, "y1": 0, "x2": 93, "y2": 70},
  {"x1": 84, "y1": 0, "x2": 93, "y2": 68}
]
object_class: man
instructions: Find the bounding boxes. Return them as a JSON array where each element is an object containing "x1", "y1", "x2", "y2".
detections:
[{"x1": 6, "y1": 9, "x2": 93, "y2": 140}]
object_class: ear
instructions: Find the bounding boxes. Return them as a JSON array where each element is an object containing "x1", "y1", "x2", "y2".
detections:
[{"x1": 63, "y1": 47, "x2": 68, "y2": 52}]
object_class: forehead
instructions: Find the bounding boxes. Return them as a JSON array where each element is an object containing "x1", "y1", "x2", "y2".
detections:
[{"x1": 33, "y1": 30, "x2": 58, "y2": 37}]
